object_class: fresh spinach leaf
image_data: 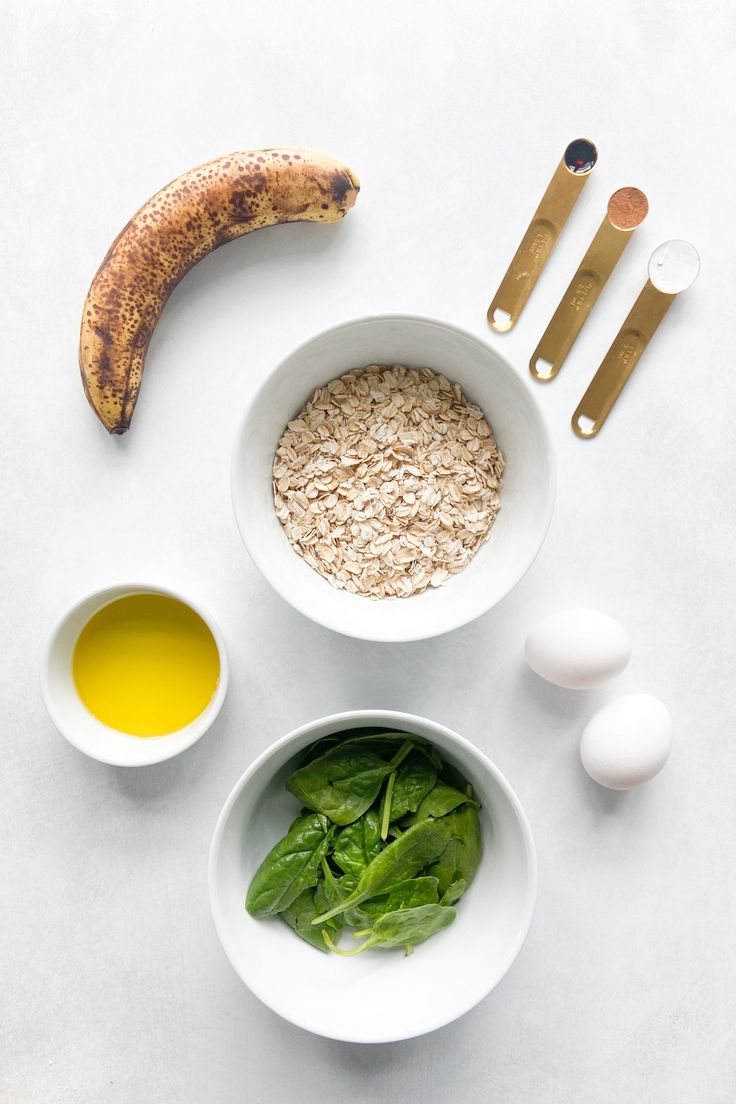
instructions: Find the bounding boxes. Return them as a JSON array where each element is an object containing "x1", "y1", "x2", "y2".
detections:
[
  {"x1": 439, "y1": 760, "x2": 470, "y2": 793},
  {"x1": 341, "y1": 874, "x2": 440, "y2": 929},
  {"x1": 312, "y1": 817, "x2": 452, "y2": 925},
  {"x1": 313, "y1": 875, "x2": 330, "y2": 918},
  {"x1": 316, "y1": 859, "x2": 356, "y2": 911},
  {"x1": 246, "y1": 812, "x2": 335, "y2": 917},
  {"x1": 247, "y1": 729, "x2": 484, "y2": 956},
  {"x1": 314, "y1": 862, "x2": 373, "y2": 928},
  {"x1": 345, "y1": 732, "x2": 442, "y2": 770},
  {"x1": 409, "y1": 781, "x2": 479, "y2": 822},
  {"x1": 333, "y1": 809, "x2": 382, "y2": 877},
  {"x1": 286, "y1": 745, "x2": 394, "y2": 826},
  {"x1": 325, "y1": 903, "x2": 456, "y2": 955},
  {"x1": 341, "y1": 731, "x2": 418, "y2": 749},
  {"x1": 356, "y1": 876, "x2": 440, "y2": 923},
  {"x1": 423, "y1": 805, "x2": 482, "y2": 896},
  {"x1": 321, "y1": 869, "x2": 365, "y2": 927},
  {"x1": 389, "y1": 753, "x2": 437, "y2": 821},
  {"x1": 439, "y1": 878, "x2": 467, "y2": 906},
  {"x1": 329, "y1": 727, "x2": 390, "y2": 740},
  {"x1": 280, "y1": 886, "x2": 339, "y2": 952},
  {"x1": 300, "y1": 735, "x2": 340, "y2": 765}
]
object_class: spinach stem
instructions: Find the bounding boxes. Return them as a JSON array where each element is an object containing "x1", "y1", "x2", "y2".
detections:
[
  {"x1": 380, "y1": 771, "x2": 396, "y2": 841},
  {"x1": 379, "y1": 739, "x2": 412, "y2": 841},
  {"x1": 322, "y1": 930, "x2": 370, "y2": 956},
  {"x1": 312, "y1": 900, "x2": 346, "y2": 925},
  {"x1": 390, "y1": 740, "x2": 414, "y2": 769},
  {"x1": 379, "y1": 737, "x2": 414, "y2": 839}
]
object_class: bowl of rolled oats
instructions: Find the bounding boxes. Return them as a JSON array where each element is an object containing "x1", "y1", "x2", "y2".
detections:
[{"x1": 231, "y1": 315, "x2": 555, "y2": 641}]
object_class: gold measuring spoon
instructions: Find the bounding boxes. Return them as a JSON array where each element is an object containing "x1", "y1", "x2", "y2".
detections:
[
  {"x1": 530, "y1": 187, "x2": 649, "y2": 381},
  {"x1": 572, "y1": 240, "x2": 700, "y2": 438},
  {"x1": 487, "y1": 139, "x2": 598, "y2": 333}
]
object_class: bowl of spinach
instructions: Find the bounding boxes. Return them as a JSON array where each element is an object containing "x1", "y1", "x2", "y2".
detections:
[{"x1": 209, "y1": 710, "x2": 536, "y2": 1042}]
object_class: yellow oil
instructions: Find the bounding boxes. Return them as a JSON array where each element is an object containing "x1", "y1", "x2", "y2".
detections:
[{"x1": 72, "y1": 593, "x2": 220, "y2": 737}]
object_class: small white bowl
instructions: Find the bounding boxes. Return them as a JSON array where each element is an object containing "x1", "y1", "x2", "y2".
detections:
[
  {"x1": 209, "y1": 709, "x2": 537, "y2": 1042},
  {"x1": 231, "y1": 314, "x2": 555, "y2": 642},
  {"x1": 41, "y1": 582, "x2": 229, "y2": 766}
]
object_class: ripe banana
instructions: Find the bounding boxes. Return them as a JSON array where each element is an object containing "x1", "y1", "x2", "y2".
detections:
[{"x1": 79, "y1": 148, "x2": 360, "y2": 433}]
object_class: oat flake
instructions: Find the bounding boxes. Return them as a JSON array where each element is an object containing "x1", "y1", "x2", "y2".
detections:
[{"x1": 272, "y1": 365, "x2": 504, "y2": 599}]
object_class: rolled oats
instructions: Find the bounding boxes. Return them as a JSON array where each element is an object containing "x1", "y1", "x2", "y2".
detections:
[{"x1": 272, "y1": 365, "x2": 504, "y2": 599}]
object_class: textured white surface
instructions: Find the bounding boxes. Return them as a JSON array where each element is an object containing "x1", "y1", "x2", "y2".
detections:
[{"x1": 2, "y1": 1, "x2": 735, "y2": 1101}]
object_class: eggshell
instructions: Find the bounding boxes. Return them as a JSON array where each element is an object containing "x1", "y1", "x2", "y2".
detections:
[
  {"x1": 524, "y1": 608, "x2": 631, "y2": 689},
  {"x1": 580, "y1": 693, "x2": 672, "y2": 789}
]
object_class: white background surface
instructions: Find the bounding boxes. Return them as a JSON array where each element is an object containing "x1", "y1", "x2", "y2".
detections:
[{"x1": 3, "y1": 2, "x2": 735, "y2": 1101}]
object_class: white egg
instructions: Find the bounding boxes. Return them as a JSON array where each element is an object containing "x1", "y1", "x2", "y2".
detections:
[
  {"x1": 524, "y1": 608, "x2": 631, "y2": 689},
  {"x1": 580, "y1": 693, "x2": 672, "y2": 789}
]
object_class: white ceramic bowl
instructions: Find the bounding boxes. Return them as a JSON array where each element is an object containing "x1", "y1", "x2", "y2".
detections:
[
  {"x1": 209, "y1": 709, "x2": 537, "y2": 1042},
  {"x1": 231, "y1": 314, "x2": 555, "y2": 642},
  {"x1": 40, "y1": 582, "x2": 229, "y2": 766}
]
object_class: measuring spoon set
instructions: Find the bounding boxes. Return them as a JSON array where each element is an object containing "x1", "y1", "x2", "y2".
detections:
[{"x1": 486, "y1": 138, "x2": 699, "y2": 438}]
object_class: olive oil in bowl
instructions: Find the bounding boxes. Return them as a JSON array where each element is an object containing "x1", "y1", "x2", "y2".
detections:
[{"x1": 72, "y1": 593, "x2": 221, "y2": 737}]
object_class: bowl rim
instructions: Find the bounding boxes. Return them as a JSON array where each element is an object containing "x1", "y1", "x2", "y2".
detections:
[
  {"x1": 230, "y1": 311, "x2": 557, "y2": 642},
  {"x1": 40, "y1": 580, "x2": 229, "y2": 767},
  {"x1": 208, "y1": 707, "x2": 538, "y2": 1043}
]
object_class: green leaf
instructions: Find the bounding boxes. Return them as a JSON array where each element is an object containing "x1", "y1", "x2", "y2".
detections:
[
  {"x1": 333, "y1": 810, "x2": 382, "y2": 877},
  {"x1": 312, "y1": 817, "x2": 453, "y2": 925},
  {"x1": 280, "y1": 886, "x2": 339, "y2": 952},
  {"x1": 409, "y1": 781, "x2": 479, "y2": 823},
  {"x1": 249, "y1": 733, "x2": 484, "y2": 956},
  {"x1": 439, "y1": 761, "x2": 471, "y2": 793},
  {"x1": 340, "y1": 731, "x2": 421, "y2": 749},
  {"x1": 316, "y1": 865, "x2": 368, "y2": 928},
  {"x1": 356, "y1": 876, "x2": 440, "y2": 924},
  {"x1": 329, "y1": 904, "x2": 456, "y2": 955},
  {"x1": 440, "y1": 878, "x2": 467, "y2": 906},
  {"x1": 316, "y1": 860, "x2": 356, "y2": 912},
  {"x1": 344, "y1": 732, "x2": 442, "y2": 770},
  {"x1": 285, "y1": 745, "x2": 394, "y2": 826},
  {"x1": 363, "y1": 903, "x2": 456, "y2": 950},
  {"x1": 423, "y1": 805, "x2": 482, "y2": 896},
  {"x1": 389, "y1": 753, "x2": 437, "y2": 820},
  {"x1": 246, "y1": 813, "x2": 335, "y2": 917},
  {"x1": 300, "y1": 734, "x2": 340, "y2": 765}
]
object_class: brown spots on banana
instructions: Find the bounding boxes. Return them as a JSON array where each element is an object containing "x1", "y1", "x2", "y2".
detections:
[
  {"x1": 79, "y1": 148, "x2": 360, "y2": 434},
  {"x1": 330, "y1": 169, "x2": 356, "y2": 207}
]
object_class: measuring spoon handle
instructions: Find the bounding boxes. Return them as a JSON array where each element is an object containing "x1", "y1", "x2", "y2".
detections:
[
  {"x1": 488, "y1": 156, "x2": 591, "y2": 333},
  {"x1": 572, "y1": 281, "x2": 675, "y2": 438},
  {"x1": 530, "y1": 216, "x2": 637, "y2": 381}
]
